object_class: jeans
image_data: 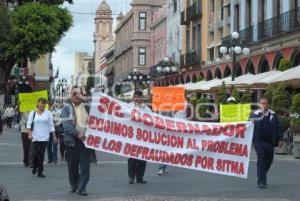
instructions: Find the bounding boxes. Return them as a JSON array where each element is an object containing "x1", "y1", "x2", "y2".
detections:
[
  {"x1": 21, "y1": 132, "x2": 31, "y2": 165},
  {"x1": 47, "y1": 134, "x2": 58, "y2": 162},
  {"x1": 159, "y1": 164, "x2": 167, "y2": 171},
  {"x1": 65, "y1": 139, "x2": 90, "y2": 192},
  {"x1": 254, "y1": 141, "x2": 274, "y2": 184},
  {"x1": 32, "y1": 141, "x2": 47, "y2": 174}
]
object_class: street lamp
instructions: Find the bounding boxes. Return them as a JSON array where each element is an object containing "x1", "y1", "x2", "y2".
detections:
[
  {"x1": 127, "y1": 68, "x2": 147, "y2": 91},
  {"x1": 219, "y1": 31, "x2": 250, "y2": 81},
  {"x1": 156, "y1": 56, "x2": 178, "y2": 86},
  {"x1": 56, "y1": 78, "x2": 67, "y2": 102}
]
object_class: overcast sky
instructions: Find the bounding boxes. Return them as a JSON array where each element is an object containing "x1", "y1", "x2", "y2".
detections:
[{"x1": 52, "y1": 0, "x2": 132, "y2": 81}]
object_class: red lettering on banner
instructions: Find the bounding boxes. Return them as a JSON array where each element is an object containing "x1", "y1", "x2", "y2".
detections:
[
  {"x1": 143, "y1": 113, "x2": 154, "y2": 127},
  {"x1": 86, "y1": 134, "x2": 101, "y2": 148},
  {"x1": 176, "y1": 121, "x2": 189, "y2": 133},
  {"x1": 235, "y1": 124, "x2": 246, "y2": 139},
  {"x1": 136, "y1": 128, "x2": 184, "y2": 148},
  {"x1": 102, "y1": 138, "x2": 122, "y2": 153},
  {"x1": 165, "y1": 120, "x2": 177, "y2": 132},
  {"x1": 223, "y1": 124, "x2": 235, "y2": 137},
  {"x1": 202, "y1": 125, "x2": 212, "y2": 135},
  {"x1": 194, "y1": 156, "x2": 214, "y2": 170},
  {"x1": 131, "y1": 109, "x2": 142, "y2": 122},
  {"x1": 98, "y1": 96, "x2": 124, "y2": 118},
  {"x1": 186, "y1": 138, "x2": 199, "y2": 150},
  {"x1": 216, "y1": 159, "x2": 244, "y2": 175},
  {"x1": 153, "y1": 116, "x2": 166, "y2": 129},
  {"x1": 212, "y1": 125, "x2": 223, "y2": 136},
  {"x1": 201, "y1": 140, "x2": 248, "y2": 157},
  {"x1": 88, "y1": 115, "x2": 96, "y2": 129},
  {"x1": 122, "y1": 143, "x2": 193, "y2": 167}
]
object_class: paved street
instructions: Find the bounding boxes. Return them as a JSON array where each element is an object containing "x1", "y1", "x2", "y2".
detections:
[{"x1": 1, "y1": 127, "x2": 300, "y2": 201}]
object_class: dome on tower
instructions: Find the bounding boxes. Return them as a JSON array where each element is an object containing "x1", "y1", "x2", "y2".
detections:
[{"x1": 97, "y1": 0, "x2": 111, "y2": 12}]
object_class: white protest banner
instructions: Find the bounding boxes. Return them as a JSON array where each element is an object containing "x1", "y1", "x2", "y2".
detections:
[{"x1": 84, "y1": 92, "x2": 254, "y2": 179}]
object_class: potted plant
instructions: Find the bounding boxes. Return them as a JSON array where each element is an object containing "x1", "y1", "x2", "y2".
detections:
[
  {"x1": 264, "y1": 83, "x2": 291, "y2": 154},
  {"x1": 278, "y1": 58, "x2": 292, "y2": 71},
  {"x1": 291, "y1": 93, "x2": 300, "y2": 158}
]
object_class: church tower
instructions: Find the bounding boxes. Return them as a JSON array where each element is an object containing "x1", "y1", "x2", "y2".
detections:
[{"x1": 94, "y1": 0, "x2": 114, "y2": 71}]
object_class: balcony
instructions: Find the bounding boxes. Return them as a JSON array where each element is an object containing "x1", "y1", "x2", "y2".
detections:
[
  {"x1": 208, "y1": 12, "x2": 215, "y2": 32},
  {"x1": 185, "y1": 50, "x2": 201, "y2": 67},
  {"x1": 257, "y1": 7, "x2": 300, "y2": 41},
  {"x1": 221, "y1": 6, "x2": 300, "y2": 46},
  {"x1": 187, "y1": 0, "x2": 202, "y2": 22},
  {"x1": 180, "y1": 11, "x2": 188, "y2": 25},
  {"x1": 180, "y1": 54, "x2": 185, "y2": 67}
]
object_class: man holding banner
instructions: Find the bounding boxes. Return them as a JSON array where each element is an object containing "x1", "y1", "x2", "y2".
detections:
[
  {"x1": 128, "y1": 90, "x2": 151, "y2": 184},
  {"x1": 61, "y1": 87, "x2": 90, "y2": 196}
]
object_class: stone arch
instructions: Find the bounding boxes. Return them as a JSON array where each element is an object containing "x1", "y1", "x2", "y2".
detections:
[
  {"x1": 273, "y1": 51, "x2": 284, "y2": 70},
  {"x1": 214, "y1": 68, "x2": 222, "y2": 79},
  {"x1": 165, "y1": 79, "x2": 169, "y2": 86},
  {"x1": 235, "y1": 64, "x2": 243, "y2": 77},
  {"x1": 223, "y1": 65, "x2": 231, "y2": 78},
  {"x1": 245, "y1": 60, "x2": 256, "y2": 74},
  {"x1": 175, "y1": 77, "x2": 179, "y2": 85},
  {"x1": 199, "y1": 71, "x2": 205, "y2": 80},
  {"x1": 179, "y1": 75, "x2": 184, "y2": 84},
  {"x1": 206, "y1": 69, "x2": 213, "y2": 81},
  {"x1": 291, "y1": 49, "x2": 300, "y2": 67},
  {"x1": 185, "y1": 74, "x2": 191, "y2": 83},
  {"x1": 192, "y1": 73, "x2": 197, "y2": 83},
  {"x1": 258, "y1": 56, "x2": 270, "y2": 73}
]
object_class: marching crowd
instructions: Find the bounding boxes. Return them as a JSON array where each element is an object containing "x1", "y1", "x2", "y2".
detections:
[{"x1": 0, "y1": 86, "x2": 284, "y2": 196}]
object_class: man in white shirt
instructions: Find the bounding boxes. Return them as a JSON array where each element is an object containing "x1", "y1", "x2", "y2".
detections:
[{"x1": 128, "y1": 90, "x2": 151, "y2": 184}]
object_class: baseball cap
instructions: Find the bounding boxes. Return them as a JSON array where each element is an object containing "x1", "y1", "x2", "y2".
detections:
[{"x1": 227, "y1": 96, "x2": 236, "y2": 103}]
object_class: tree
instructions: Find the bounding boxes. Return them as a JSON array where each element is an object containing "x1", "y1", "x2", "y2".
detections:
[
  {"x1": 264, "y1": 82, "x2": 291, "y2": 131},
  {"x1": 85, "y1": 76, "x2": 94, "y2": 95},
  {"x1": 216, "y1": 81, "x2": 227, "y2": 105},
  {"x1": 231, "y1": 86, "x2": 241, "y2": 103},
  {"x1": 241, "y1": 85, "x2": 252, "y2": 103},
  {"x1": 0, "y1": 0, "x2": 72, "y2": 86},
  {"x1": 196, "y1": 75, "x2": 204, "y2": 82},
  {"x1": 278, "y1": 58, "x2": 292, "y2": 71}
]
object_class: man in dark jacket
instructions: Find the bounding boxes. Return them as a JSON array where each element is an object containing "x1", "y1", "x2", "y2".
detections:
[
  {"x1": 250, "y1": 98, "x2": 283, "y2": 189},
  {"x1": 61, "y1": 87, "x2": 90, "y2": 196}
]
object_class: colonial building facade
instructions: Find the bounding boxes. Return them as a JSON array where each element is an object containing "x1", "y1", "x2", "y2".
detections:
[
  {"x1": 114, "y1": 0, "x2": 166, "y2": 84},
  {"x1": 155, "y1": 0, "x2": 300, "y2": 86},
  {"x1": 167, "y1": 0, "x2": 182, "y2": 64},
  {"x1": 94, "y1": 0, "x2": 114, "y2": 71}
]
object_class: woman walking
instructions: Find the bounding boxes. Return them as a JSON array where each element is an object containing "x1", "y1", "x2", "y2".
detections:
[
  {"x1": 4, "y1": 104, "x2": 15, "y2": 128},
  {"x1": 27, "y1": 98, "x2": 56, "y2": 178}
]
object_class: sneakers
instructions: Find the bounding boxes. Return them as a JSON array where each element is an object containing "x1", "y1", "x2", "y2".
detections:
[{"x1": 158, "y1": 169, "x2": 168, "y2": 175}]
